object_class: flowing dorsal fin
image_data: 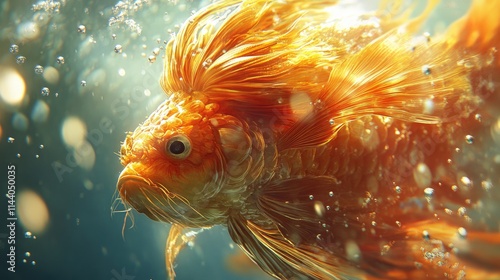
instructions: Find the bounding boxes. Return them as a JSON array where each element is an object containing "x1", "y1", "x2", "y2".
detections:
[{"x1": 277, "y1": 30, "x2": 477, "y2": 150}]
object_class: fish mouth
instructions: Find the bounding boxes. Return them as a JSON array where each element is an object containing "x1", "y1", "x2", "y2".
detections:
[{"x1": 117, "y1": 167, "x2": 161, "y2": 220}]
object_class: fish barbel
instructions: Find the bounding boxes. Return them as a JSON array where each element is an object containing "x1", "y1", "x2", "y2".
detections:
[{"x1": 117, "y1": 0, "x2": 500, "y2": 279}]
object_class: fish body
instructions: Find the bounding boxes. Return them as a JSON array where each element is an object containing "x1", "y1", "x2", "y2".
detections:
[{"x1": 118, "y1": 0, "x2": 500, "y2": 279}]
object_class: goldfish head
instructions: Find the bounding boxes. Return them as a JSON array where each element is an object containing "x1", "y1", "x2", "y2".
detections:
[{"x1": 117, "y1": 95, "x2": 266, "y2": 227}]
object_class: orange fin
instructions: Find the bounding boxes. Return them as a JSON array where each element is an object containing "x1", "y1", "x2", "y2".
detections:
[
  {"x1": 165, "y1": 224, "x2": 200, "y2": 280},
  {"x1": 278, "y1": 30, "x2": 479, "y2": 150},
  {"x1": 228, "y1": 213, "x2": 363, "y2": 280}
]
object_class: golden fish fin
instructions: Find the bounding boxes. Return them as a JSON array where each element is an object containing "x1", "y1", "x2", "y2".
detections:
[
  {"x1": 278, "y1": 29, "x2": 479, "y2": 150},
  {"x1": 228, "y1": 214, "x2": 363, "y2": 280},
  {"x1": 165, "y1": 224, "x2": 199, "y2": 280},
  {"x1": 227, "y1": 214, "x2": 311, "y2": 279},
  {"x1": 446, "y1": 0, "x2": 500, "y2": 59}
]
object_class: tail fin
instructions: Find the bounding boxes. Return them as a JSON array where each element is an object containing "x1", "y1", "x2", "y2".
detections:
[{"x1": 446, "y1": 0, "x2": 500, "y2": 63}]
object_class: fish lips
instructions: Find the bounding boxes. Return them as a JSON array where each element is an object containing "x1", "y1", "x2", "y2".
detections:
[{"x1": 117, "y1": 167, "x2": 160, "y2": 220}]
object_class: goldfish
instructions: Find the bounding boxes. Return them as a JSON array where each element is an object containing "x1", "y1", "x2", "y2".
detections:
[{"x1": 117, "y1": 0, "x2": 500, "y2": 279}]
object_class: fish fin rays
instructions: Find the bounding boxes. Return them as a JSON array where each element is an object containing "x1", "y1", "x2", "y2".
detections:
[
  {"x1": 228, "y1": 214, "x2": 362, "y2": 280},
  {"x1": 165, "y1": 224, "x2": 202, "y2": 280},
  {"x1": 278, "y1": 30, "x2": 480, "y2": 151}
]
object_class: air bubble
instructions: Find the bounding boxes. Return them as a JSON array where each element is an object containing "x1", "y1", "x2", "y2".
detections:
[
  {"x1": 148, "y1": 55, "x2": 156, "y2": 63},
  {"x1": 481, "y1": 180, "x2": 492, "y2": 191},
  {"x1": 464, "y1": 135, "x2": 474, "y2": 144},
  {"x1": 34, "y1": 65, "x2": 44, "y2": 74},
  {"x1": 16, "y1": 153, "x2": 21, "y2": 158},
  {"x1": 422, "y1": 230, "x2": 430, "y2": 240},
  {"x1": 112, "y1": 34, "x2": 117, "y2": 40},
  {"x1": 457, "y1": 207, "x2": 466, "y2": 216},
  {"x1": 394, "y1": 186, "x2": 401, "y2": 193},
  {"x1": 395, "y1": 221, "x2": 401, "y2": 227},
  {"x1": 81, "y1": 80, "x2": 87, "y2": 87},
  {"x1": 329, "y1": 191, "x2": 334, "y2": 197},
  {"x1": 40, "y1": 87, "x2": 50, "y2": 96},
  {"x1": 77, "y1": 24, "x2": 86, "y2": 33},
  {"x1": 202, "y1": 58, "x2": 213, "y2": 69},
  {"x1": 25, "y1": 252, "x2": 31, "y2": 257},
  {"x1": 16, "y1": 56, "x2": 26, "y2": 64},
  {"x1": 7, "y1": 137, "x2": 15, "y2": 143},
  {"x1": 152, "y1": 47, "x2": 160, "y2": 56},
  {"x1": 309, "y1": 195, "x2": 314, "y2": 200},
  {"x1": 457, "y1": 227, "x2": 467, "y2": 238},
  {"x1": 329, "y1": 119, "x2": 335, "y2": 125},
  {"x1": 25, "y1": 231, "x2": 32, "y2": 238},
  {"x1": 475, "y1": 114, "x2": 482, "y2": 122},
  {"x1": 421, "y1": 65, "x2": 431, "y2": 75},
  {"x1": 56, "y1": 56, "x2": 65, "y2": 64},
  {"x1": 114, "y1": 44, "x2": 122, "y2": 53},
  {"x1": 9, "y1": 44, "x2": 19, "y2": 53},
  {"x1": 459, "y1": 176, "x2": 473, "y2": 189},
  {"x1": 424, "y1": 187, "x2": 434, "y2": 196}
]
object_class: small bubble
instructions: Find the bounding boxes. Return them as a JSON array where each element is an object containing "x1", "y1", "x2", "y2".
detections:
[
  {"x1": 475, "y1": 114, "x2": 482, "y2": 122},
  {"x1": 16, "y1": 153, "x2": 21, "y2": 158},
  {"x1": 421, "y1": 65, "x2": 431, "y2": 75},
  {"x1": 394, "y1": 186, "x2": 401, "y2": 193},
  {"x1": 152, "y1": 47, "x2": 160, "y2": 56},
  {"x1": 422, "y1": 230, "x2": 430, "y2": 240},
  {"x1": 457, "y1": 227, "x2": 467, "y2": 238},
  {"x1": 16, "y1": 56, "x2": 26, "y2": 64},
  {"x1": 114, "y1": 44, "x2": 123, "y2": 53},
  {"x1": 423, "y1": 32, "x2": 431, "y2": 42},
  {"x1": 326, "y1": 205, "x2": 330, "y2": 211},
  {"x1": 25, "y1": 231, "x2": 32, "y2": 238},
  {"x1": 25, "y1": 252, "x2": 31, "y2": 257},
  {"x1": 202, "y1": 58, "x2": 213, "y2": 69},
  {"x1": 31, "y1": 261, "x2": 36, "y2": 266},
  {"x1": 9, "y1": 44, "x2": 19, "y2": 53},
  {"x1": 481, "y1": 180, "x2": 493, "y2": 191},
  {"x1": 77, "y1": 24, "x2": 86, "y2": 33},
  {"x1": 371, "y1": 221, "x2": 377, "y2": 226},
  {"x1": 7, "y1": 137, "x2": 15, "y2": 143},
  {"x1": 41, "y1": 87, "x2": 50, "y2": 96},
  {"x1": 459, "y1": 176, "x2": 473, "y2": 189},
  {"x1": 148, "y1": 55, "x2": 156, "y2": 63},
  {"x1": 56, "y1": 56, "x2": 65, "y2": 64},
  {"x1": 328, "y1": 191, "x2": 334, "y2": 197},
  {"x1": 309, "y1": 195, "x2": 314, "y2": 200},
  {"x1": 23, "y1": 259, "x2": 27, "y2": 263},
  {"x1": 464, "y1": 135, "x2": 474, "y2": 144},
  {"x1": 457, "y1": 207, "x2": 466, "y2": 216},
  {"x1": 395, "y1": 221, "x2": 401, "y2": 227},
  {"x1": 76, "y1": 218, "x2": 80, "y2": 226},
  {"x1": 39, "y1": 144, "x2": 44, "y2": 149},
  {"x1": 34, "y1": 65, "x2": 44, "y2": 74},
  {"x1": 112, "y1": 33, "x2": 117, "y2": 40},
  {"x1": 35, "y1": 154, "x2": 40, "y2": 159},
  {"x1": 424, "y1": 187, "x2": 434, "y2": 196},
  {"x1": 81, "y1": 80, "x2": 87, "y2": 87},
  {"x1": 451, "y1": 185, "x2": 458, "y2": 192},
  {"x1": 329, "y1": 118, "x2": 335, "y2": 125}
]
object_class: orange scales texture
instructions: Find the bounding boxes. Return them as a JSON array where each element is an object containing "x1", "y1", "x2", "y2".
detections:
[{"x1": 117, "y1": 0, "x2": 500, "y2": 279}]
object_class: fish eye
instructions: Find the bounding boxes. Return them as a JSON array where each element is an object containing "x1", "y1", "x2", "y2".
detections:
[{"x1": 166, "y1": 135, "x2": 191, "y2": 159}]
